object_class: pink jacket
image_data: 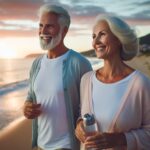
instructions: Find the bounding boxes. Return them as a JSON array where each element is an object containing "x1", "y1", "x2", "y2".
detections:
[{"x1": 80, "y1": 70, "x2": 150, "y2": 150}]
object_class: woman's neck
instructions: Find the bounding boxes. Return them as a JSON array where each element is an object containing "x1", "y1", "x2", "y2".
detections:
[{"x1": 96, "y1": 59, "x2": 134, "y2": 83}]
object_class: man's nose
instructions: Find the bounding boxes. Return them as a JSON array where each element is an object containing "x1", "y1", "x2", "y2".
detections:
[{"x1": 41, "y1": 26, "x2": 48, "y2": 34}]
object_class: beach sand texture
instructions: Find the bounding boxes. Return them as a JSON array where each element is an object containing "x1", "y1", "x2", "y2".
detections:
[
  {"x1": 0, "y1": 117, "x2": 32, "y2": 150},
  {"x1": 0, "y1": 55, "x2": 150, "y2": 150},
  {"x1": 126, "y1": 55, "x2": 150, "y2": 77}
]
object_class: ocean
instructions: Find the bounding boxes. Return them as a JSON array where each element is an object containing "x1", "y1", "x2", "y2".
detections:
[{"x1": 0, "y1": 57, "x2": 103, "y2": 130}]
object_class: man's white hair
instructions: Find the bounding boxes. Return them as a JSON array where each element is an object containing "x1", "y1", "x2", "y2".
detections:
[
  {"x1": 93, "y1": 15, "x2": 139, "y2": 61},
  {"x1": 38, "y1": 4, "x2": 70, "y2": 29}
]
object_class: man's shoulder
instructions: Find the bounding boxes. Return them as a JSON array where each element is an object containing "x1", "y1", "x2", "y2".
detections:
[
  {"x1": 34, "y1": 54, "x2": 44, "y2": 62},
  {"x1": 33, "y1": 55, "x2": 44, "y2": 64},
  {"x1": 69, "y1": 49, "x2": 90, "y2": 62},
  {"x1": 69, "y1": 49, "x2": 82, "y2": 56},
  {"x1": 31, "y1": 55, "x2": 44, "y2": 70}
]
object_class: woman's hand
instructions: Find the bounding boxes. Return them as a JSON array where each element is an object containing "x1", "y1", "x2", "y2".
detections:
[
  {"x1": 75, "y1": 119, "x2": 87, "y2": 143},
  {"x1": 85, "y1": 132, "x2": 127, "y2": 150}
]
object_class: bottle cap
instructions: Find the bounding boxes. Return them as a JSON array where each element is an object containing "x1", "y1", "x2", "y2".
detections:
[{"x1": 83, "y1": 113, "x2": 95, "y2": 126}]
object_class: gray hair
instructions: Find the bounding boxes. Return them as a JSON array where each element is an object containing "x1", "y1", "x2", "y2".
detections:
[
  {"x1": 38, "y1": 4, "x2": 70, "y2": 29},
  {"x1": 93, "y1": 15, "x2": 139, "y2": 61}
]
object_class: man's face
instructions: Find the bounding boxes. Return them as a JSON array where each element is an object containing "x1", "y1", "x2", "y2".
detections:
[{"x1": 39, "y1": 12, "x2": 63, "y2": 50}]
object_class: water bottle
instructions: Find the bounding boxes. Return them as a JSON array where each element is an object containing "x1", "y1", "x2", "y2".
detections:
[
  {"x1": 83, "y1": 113, "x2": 98, "y2": 134},
  {"x1": 83, "y1": 113, "x2": 98, "y2": 150}
]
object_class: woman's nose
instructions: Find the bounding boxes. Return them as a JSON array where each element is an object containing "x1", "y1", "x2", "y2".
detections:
[{"x1": 94, "y1": 36, "x2": 101, "y2": 45}]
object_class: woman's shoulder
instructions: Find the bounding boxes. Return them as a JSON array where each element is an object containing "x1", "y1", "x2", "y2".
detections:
[
  {"x1": 82, "y1": 71, "x2": 95, "y2": 81},
  {"x1": 134, "y1": 70, "x2": 150, "y2": 88}
]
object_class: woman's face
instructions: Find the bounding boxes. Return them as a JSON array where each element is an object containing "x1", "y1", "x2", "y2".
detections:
[{"x1": 92, "y1": 21, "x2": 121, "y2": 60}]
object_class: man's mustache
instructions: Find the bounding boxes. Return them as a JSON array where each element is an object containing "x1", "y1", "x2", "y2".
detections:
[{"x1": 40, "y1": 34, "x2": 52, "y2": 38}]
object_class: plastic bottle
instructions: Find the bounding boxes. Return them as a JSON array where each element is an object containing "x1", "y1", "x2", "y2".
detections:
[
  {"x1": 83, "y1": 113, "x2": 98, "y2": 150},
  {"x1": 83, "y1": 113, "x2": 98, "y2": 134}
]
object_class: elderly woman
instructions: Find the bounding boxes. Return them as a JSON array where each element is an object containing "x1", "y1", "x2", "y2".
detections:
[{"x1": 75, "y1": 15, "x2": 150, "y2": 150}]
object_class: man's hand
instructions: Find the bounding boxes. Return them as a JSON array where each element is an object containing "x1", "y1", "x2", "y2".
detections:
[{"x1": 23, "y1": 101, "x2": 41, "y2": 119}]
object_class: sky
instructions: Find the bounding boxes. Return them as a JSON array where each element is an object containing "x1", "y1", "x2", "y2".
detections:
[{"x1": 0, "y1": 0, "x2": 150, "y2": 58}]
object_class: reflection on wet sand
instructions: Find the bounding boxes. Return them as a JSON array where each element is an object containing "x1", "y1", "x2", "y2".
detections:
[
  {"x1": 0, "y1": 87, "x2": 33, "y2": 150},
  {"x1": 0, "y1": 88, "x2": 27, "y2": 130}
]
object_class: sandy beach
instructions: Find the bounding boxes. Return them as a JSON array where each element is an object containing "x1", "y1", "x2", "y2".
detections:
[
  {"x1": 0, "y1": 117, "x2": 32, "y2": 150},
  {"x1": 0, "y1": 54, "x2": 150, "y2": 150},
  {"x1": 126, "y1": 54, "x2": 150, "y2": 77}
]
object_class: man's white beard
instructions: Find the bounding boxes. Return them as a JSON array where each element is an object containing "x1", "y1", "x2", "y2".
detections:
[{"x1": 40, "y1": 29, "x2": 62, "y2": 51}]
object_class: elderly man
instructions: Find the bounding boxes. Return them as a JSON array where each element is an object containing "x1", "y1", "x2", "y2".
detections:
[{"x1": 23, "y1": 4, "x2": 92, "y2": 150}]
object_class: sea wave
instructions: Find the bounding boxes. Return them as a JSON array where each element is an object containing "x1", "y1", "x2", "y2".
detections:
[
  {"x1": 88, "y1": 57, "x2": 104, "y2": 70},
  {"x1": 0, "y1": 80, "x2": 29, "y2": 96},
  {"x1": 0, "y1": 58, "x2": 103, "y2": 97}
]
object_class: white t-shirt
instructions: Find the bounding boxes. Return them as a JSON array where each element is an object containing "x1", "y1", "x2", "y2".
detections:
[
  {"x1": 34, "y1": 51, "x2": 71, "y2": 150},
  {"x1": 92, "y1": 71, "x2": 137, "y2": 132}
]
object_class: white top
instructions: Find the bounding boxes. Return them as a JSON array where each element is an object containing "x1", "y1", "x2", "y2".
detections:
[
  {"x1": 34, "y1": 51, "x2": 71, "y2": 150},
  {"x1": 92, "y1": 71, "x2": 137, "y2": 132},
  {"x1": 81, "y1": 70, "x2": 150, "y2": 149}
]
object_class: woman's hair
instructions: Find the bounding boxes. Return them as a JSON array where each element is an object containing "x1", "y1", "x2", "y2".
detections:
[
  {"x1": 93, "y1": 15, "x2": 139, "y2": 61},
  {"x1": 38, "y1": 4, "x2": 70, "y2": 29}
]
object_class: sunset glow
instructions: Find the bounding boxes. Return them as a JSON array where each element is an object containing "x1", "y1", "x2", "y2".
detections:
[
  {"x1": 0, "y1": 49, "x2": 17, "y2": 59},
  {"x1": 0, "y1": 42, "x2": 17, "y2": 58},
  {"x1": 0, "y1": 0, "x2": 150, "y2": 58}
]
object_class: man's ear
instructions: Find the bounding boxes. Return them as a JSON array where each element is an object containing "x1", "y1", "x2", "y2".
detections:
[{"x1": 62, "y1": 26, "x2": 68, "y2": 38}]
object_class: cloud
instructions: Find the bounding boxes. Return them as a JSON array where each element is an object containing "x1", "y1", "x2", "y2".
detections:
[
  {"x1": 0, "y1": 1, "x2": 107, "y2": 38},
  {"x1": 0, "y1": 1, "x2": 42, "y2": 37},
  {"x1": 0, "y1": 1, "x2": 43, "y2": 20},
  {"x1": 0, "y1": 29, "x2": 37, "y2": 38},
  {"x1": 0, "y1": 0, "x2": 150, "y2": 38},
  {"x1": 0, "y1": 19, "x2": 38, "y2": 37},
  {"x1": 0, "y1": 20, "x2": 37, "y2": 38},
  {"x1": 135, "y1": 0, "x2": 150, "y2": 6},
  {"x1": 69, "y1": 5, "x2": 106, "y2": 17},
  {"x1": 132, "y1": 10, "x2": 150, "y2": 20}
]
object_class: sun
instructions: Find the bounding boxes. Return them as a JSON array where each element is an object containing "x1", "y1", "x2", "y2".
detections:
[
  {"x1": 0, "y1": 43, "x2": 18, "y2": 59},
  {"x1": 0, "y1": 49, "x2": 17, "y2": 59}
]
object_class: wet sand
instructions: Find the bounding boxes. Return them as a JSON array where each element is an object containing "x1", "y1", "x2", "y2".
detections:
[
  {"x1": 0, "y1": 88, "x2": 27, "y2": 130},
  {"x1": 0, "y1": 87, "x2": 32, "y2": 150}
]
